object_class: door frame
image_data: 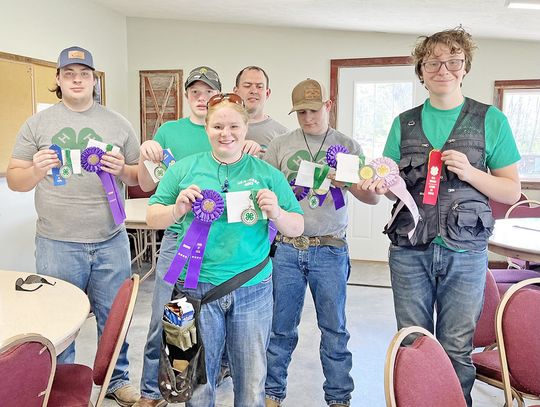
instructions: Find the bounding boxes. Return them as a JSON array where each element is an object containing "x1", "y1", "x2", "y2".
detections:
[{"x1": 329, "y1": 56, "x2": 412, "y2": 129}]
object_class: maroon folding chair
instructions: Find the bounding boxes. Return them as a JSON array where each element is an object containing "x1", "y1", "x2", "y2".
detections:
[
  {"x1": 385, "y1": 326, "x2": 466, "y2": 407},
  {"x1": 472, "y1": 277, "x2": 540, "y2": 406},
  {"x1": 0, "y1": 333, "x2": 56, "y2": 407},
  {"x1": 47, "y1": 274, "x2": 139, "y2": 407}
]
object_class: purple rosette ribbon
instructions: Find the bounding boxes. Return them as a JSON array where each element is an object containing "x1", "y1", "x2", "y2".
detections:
[
  {"x1": 80, "y1": 146, "x2": 126, "y2": 225},
  {"x1": 164, "y1": 189, "x2": 224, "y2": 288},
  {"x1": 369, "y1": 157, "x2": 420, "y2": 239},
  {"x1": 326, "y1": 145, "x2": 349, "y2": 210},
  {"x1": 289, "y1": 178, "x2": 309, "y2": 201},
  {"x1": 326, "y1": 144, "x2": 350, "y2": 169}
]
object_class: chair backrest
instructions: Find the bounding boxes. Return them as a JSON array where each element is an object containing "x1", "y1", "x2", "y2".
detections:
[
  {"x1": 384, "y1": 326, "x2": 467, "y2": 407},
  {"x1": 473, "y1": 269, "x2": 500, "y2": 348},
  {"x1": 92, "y1": 274, "x2": 139, "y2": 406},
  {"x1": 496, "y1": 277, "x2": 540, "y2": 407},
  {"x1": 0, "y1": 333, "x2": 56, "y2": 407},
  {"x1": 127, "y1": 184, "x2": 155, "y2": 199},
  {"x1": 505, "y1": 199, "x2": 540, "y2": 219},
  {"x1": 489, "y1": 193, "x2": 528, "y2": 220}
]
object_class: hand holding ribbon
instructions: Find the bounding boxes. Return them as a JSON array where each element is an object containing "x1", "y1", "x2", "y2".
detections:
[
  {"x1": 80, "y1": 146, "x2": 126, "y2": 225},
  {"x1": 140, "y1": 139, "x2": 164, "y2": 163},
  {"x1": 325, "y1": 144, "x2": 349, "y2": 210},
  {"x1": 99, "y1": 149, "x2": 126, "y2": 177},
  {"x1": 164, "y1": 189, "x2": 225, "y2": 288},
  {"x1": 363, "y1": 157, "x2": 420, "y2": 239},
  {"x1": 43, "y1": 145, "x2": 64, "y2": 185},
  {"x1": 256, "y1": 189, "x2": 281, "y2": 242}
]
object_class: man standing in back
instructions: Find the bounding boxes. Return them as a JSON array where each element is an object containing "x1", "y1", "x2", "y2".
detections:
[{"x1": 233, "y1": 66, "x2": 288, "y2": 155}]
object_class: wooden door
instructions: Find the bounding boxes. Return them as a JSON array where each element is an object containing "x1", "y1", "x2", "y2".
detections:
[{"x1": 140, "y1": 70, "x2": 183, "y2": 142}]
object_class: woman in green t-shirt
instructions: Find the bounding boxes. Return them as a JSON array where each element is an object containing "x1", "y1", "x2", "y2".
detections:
[{"x1": 147, "y1": 94, "x2": 304, "y2": 406}]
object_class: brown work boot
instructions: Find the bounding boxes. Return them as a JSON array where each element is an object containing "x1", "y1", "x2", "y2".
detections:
[
  {"x1": 265, "y1": 397, "x2": 281, "y2": 407},
  {"x1": 132, "y1": 397, "x2": 168, "y2": 407},
  {"x1": 106, "y1": 384, "x2": 141, "y2": 406}
]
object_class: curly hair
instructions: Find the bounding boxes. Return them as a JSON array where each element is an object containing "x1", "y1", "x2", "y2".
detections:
[{"x1": 412, "y1": 27, "x2": 477, "y2": 83}]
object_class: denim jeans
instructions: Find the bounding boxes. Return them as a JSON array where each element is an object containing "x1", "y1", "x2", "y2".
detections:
[
  {"x1": 140, "y1": 230, "x2": 178, "y2": 400},
  {"x1": 178, "y1": 277, "x2": 273, "y2": 407},
  {"x1": 389, "y1": 243, "x2": 487, "y2": 407},
  {"x1": 265, "y1": 242, "x2": 354, "y2": 406},
  {"x1": 35, "y1": 230, "x2": 132, "y2": 393}
]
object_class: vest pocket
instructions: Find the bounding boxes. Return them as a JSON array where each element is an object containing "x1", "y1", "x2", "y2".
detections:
[
  {"x1": 447, "y1": 199, "x2": 495, "y2": 242},
  {"x1": 399, "y1": 156, "x2": 426, "y2": 188}
]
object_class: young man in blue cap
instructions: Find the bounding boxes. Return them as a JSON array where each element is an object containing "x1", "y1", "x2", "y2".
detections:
[{"x1": 7, "y1": 46, "x2": 141, "y2": 406}]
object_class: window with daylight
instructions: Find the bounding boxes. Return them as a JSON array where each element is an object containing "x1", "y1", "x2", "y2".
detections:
[{"x1": 494, "y1": 80, "x2": 540, "y2": 187}]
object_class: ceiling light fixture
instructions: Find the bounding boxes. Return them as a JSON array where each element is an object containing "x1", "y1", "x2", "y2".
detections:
[{"x1": 505, "y1": 0, "x2": 540, "y2": 9}]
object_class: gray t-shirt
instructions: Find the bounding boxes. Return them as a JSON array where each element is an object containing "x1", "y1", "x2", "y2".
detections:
[
  {"x1": 246, "y1": 117, "x2": 288, "y2": 153},
  {"x1": 11, "y1": 102, "x2": 140, "y2": 243},
  {"x1": 264, "y1": 127, "x2": 363, "y2": 237}
]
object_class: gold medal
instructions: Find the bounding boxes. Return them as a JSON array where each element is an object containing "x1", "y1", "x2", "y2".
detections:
[
  {"x1": 313, "y1": 188, "x2": 328, "y2": 195},
  {"x1": 359, "y1": 165, "x2": 375, "y2": 180}
]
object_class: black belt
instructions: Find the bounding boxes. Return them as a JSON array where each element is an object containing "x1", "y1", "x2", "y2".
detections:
[{"x1": 275, "y1": 234, "x2": 346, "y2": 250}]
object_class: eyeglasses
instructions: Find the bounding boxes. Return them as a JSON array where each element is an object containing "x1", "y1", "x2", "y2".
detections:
[
  {"x1": 61, "y1": 70, "x2": 93, "y2": 80},
  {"x1": 207, "y1": 93, "x2": 245, "y2": 108},
  {"x1": 15, "y1": 274, "x2": 56, "y2": 292},
  {"x1": 422, "y1": 59, "x2": 465, "y2": 73}
]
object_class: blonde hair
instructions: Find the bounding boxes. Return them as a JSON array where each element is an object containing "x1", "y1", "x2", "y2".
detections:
[
  {"x1": 412, "y1": 27, "x2": 476, "y2": 83},
  {"x1": 205, "y1": 100, "x2": 249, "y2": 125}
]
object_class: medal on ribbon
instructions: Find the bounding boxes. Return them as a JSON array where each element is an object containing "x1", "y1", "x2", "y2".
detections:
[
  {"x1": 154, "y1": 149, "x2": 177, "y2": 180},
  {"x1": 80, "y1": 146, "x2": 126, "y2": 225},
  {"x1": 241, "y1": 190, "x2": 264, "y2": 226},
  {"x1": 164, "y1": 189, "x2": 224, "y2": 288},
  {"x1": 366, "y1": 157, "x2": 420, "y2": 239},
  {"x1": 60, "y1": 149, "x2": 74, "y2": 179},
  {"x1": 325, "y1": 144, "x2": 348, "y2": 210},
  {"x1": 50, "y1": 144, "x2": 66, "y2": 186}
]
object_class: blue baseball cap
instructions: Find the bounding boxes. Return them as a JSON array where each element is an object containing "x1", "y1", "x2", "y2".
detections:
[{"x1": 57, "y1": 46, "x2": 95, "y2": 70}]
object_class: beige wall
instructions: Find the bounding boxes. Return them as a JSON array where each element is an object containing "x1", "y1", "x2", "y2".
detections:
[
  {"x1": 0, "y1": 0, "x2": 129, "y2": 115},
  {"x1": 126, "y1": 18, "x2": 540, "y2": 133}
]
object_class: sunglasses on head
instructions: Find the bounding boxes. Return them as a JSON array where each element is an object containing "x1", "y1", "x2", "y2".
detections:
[
  {"x1": 188, "y1": 68, "x2": 219, "y2": 82},
  {"x1": 207, "y1": 93, "x2": 245, "y2": 108},
  {"x1": 15, "y1": 274, "x2": 56, "y2": 292}
]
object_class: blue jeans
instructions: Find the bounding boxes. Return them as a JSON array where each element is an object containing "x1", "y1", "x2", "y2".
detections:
[
  {"x1": 265, "y1": 243, "x2": 354, "y2": 406},
  {"x1": 140, "y1": 230, "x2": 178, "y2": 400},
  {"x1": 35, "y1": 230, "x2": 132, "y2": 393},
  {"x1": 389, "y1": 243, "x2": 487, "y2": 407},
  {"x1": 178, "y1": 277, "x2": 273, "y2": 407}
]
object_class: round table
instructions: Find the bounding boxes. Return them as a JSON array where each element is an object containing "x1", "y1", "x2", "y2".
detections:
[
  {"x1": 0, "y1": 270, "x2": 90, "y2": 354},
  {"x1": 488, "y1": 218, "x2": 540, "y2": 263}
]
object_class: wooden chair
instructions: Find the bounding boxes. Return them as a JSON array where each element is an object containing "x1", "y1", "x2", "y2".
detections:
[
  {"x1": 473, "y1": 277, "x2": 540, "y2": 407},
  {"x1": 47, "y1": 274, "x2": 140, "y2": 407},
  {"x1": 384, "y1": 326, "x2": 466, "y2": 407},
  {"x1": 0, "y1": 333, "x2": 56, "y2": 407}
]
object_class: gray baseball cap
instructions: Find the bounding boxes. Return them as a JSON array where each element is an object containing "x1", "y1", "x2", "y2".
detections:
[
  {"x1": 57, "y1": 46, "x2": 95, "y2": 70},
  {"x1": 184, "y1": 66, "x2": 221, "y2": 91}
]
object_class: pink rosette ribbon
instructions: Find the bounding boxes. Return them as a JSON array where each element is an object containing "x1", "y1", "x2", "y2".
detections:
[
  {"x1": 164, "y1": 189, "x2": 225, "y2": 288},
  {"x1": 369, "y1": 157, "x2": 420, "y2": 239},
  {"x1": 80, "y1": 146, "x2": 126, "y2": 225}
]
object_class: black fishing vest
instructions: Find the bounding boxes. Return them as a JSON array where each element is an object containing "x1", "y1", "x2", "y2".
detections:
[{"x1": 384, "y1": 98, "x2": 495, "y2": 251}]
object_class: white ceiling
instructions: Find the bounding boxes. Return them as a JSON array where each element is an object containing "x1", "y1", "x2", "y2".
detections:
[{"x1": 91, "y1": 0, "x2": 540, "y2": 42}]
